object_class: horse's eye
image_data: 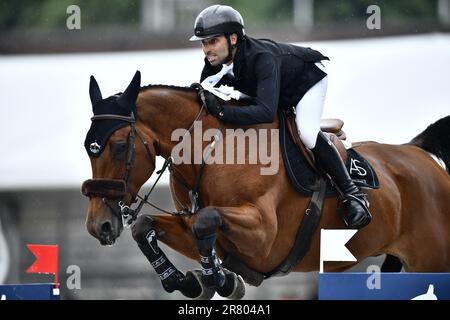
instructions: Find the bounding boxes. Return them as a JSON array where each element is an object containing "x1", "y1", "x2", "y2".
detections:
[{"x1": 110, "y1": 141, "x2": 127, "y2": 161}]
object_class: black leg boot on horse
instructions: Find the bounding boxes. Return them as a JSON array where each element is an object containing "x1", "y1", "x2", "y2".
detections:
[
  {"x1": 131, "y1": 214, "x2": 215, "y2": 299},
  {"x1": 192, "y1": 208, "x2": 245, "y2": 299},
  {"x1": 311, "y1": 132, "x2": 372, "y2": 229}
]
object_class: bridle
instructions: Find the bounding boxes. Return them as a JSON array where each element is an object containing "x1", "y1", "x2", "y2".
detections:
[
  {"x1": 82, "y1": 85, "x2": 218, "y2": 228},
  {"x1": 81, "y1": 112, "x2": 155, "y2": 227}
]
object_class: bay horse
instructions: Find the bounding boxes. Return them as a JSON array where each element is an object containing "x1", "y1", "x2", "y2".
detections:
[{"x1": 82, "y1": 71, "x2": 450, "y2": 299}]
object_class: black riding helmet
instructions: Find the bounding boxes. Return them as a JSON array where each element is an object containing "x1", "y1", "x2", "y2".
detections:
[
  {"x1": 190, "y1": 5, "x2": 245, "y2": 63},
  {"x1": 189, "y1": 5, "x2": 245, "y2": 41}
]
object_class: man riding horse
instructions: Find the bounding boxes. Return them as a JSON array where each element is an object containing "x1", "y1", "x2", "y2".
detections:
[
  {"x1": 190, "y1": 5, "x2": 372, "y2": 230},
  {"x1": 126, "y1": 4, "x2": 373, "y2": 295},
  {"x1": 82, "y1": 4, "x2": 450, "y2": 300}
]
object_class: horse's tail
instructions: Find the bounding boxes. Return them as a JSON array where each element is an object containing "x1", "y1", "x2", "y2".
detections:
[{"x1": 410, "y1": 115, "x2": 450, "y2": 174}]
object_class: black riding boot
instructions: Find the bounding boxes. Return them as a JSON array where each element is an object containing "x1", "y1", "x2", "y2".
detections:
[{"x1": 311, "y1": 132, "x2": 372, "y2": 229}]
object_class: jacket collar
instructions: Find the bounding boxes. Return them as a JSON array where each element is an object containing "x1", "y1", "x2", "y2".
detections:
[{"x1": 231, "y1": 36, "x2": 248, "y2": 78}]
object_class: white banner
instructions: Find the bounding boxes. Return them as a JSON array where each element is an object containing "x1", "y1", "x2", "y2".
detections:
[{"x1": 320, "y1": 229, "x2": 357, "y2": 273}]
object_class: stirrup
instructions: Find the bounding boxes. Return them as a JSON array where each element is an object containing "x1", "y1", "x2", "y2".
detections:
[
  {"x1": 343, "y1": 192, "x2": 370, "y2": 209},
  {"x1": 340, "y1": 193, "x2": 372, "y2": 229}
]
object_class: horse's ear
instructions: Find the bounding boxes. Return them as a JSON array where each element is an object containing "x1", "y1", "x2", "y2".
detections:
[
  {"x1": 117, "y1": 71, "x2": 141, "y2": 113},
  {"x1": 89, "y1": 75, "x2": 103, "y2": 107}
]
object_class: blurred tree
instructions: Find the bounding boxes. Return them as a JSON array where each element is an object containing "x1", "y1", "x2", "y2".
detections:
[
  {"x1": 0, "y1": 0, "x2": 441, "y2": 30},
  {"x1": 315, "y1": 0, "x2": 437, "y2": 23},
  {"x1": 220, "y1": 0, "x2": 293, "y2": 27},
  {"x1": 0, "y1": 0, "x2": 140, "y2": 30}
]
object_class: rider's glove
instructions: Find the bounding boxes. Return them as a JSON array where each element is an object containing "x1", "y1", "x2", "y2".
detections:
[{"x1": 203, "y1": 91, "x2": 224, "y2": 119}]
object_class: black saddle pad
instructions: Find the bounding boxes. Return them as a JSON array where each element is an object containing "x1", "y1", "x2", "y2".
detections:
[{"x1": 279, "y1": 112, "x2": 379, "y2": 197}]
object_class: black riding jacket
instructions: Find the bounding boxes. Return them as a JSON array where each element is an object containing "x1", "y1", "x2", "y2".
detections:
[{"x1": 200, "y1": 36, "x2": 329, "y2": 125}]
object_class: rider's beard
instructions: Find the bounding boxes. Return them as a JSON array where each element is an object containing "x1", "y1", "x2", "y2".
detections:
[
  {"x1": 206, "y1": 49, "x2": 228, "y2": 66},
  {"x1": 206, "y1": 54, "x2": 221, "y2": 66}
]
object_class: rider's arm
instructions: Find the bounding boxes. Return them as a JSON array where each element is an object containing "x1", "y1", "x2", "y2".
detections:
[{"x1": 220, "y1": 53, "x2": 280, "y2": 125}]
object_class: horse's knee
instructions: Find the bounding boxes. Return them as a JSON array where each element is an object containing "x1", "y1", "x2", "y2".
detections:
[
  {"x1": 131, "y1": 214, "x2": 154, "y2": 245},
  {"x1": 192, "y1": 207, "x2": 223, "y2": 239}
]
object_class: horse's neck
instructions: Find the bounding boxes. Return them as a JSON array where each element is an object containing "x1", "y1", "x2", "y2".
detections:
[
  {"x1": 136, "y1": 87, "x2": 282, "y2": 209},
  {"x1": 137, "y1": 87, "x2": 204, "y2": 158}
]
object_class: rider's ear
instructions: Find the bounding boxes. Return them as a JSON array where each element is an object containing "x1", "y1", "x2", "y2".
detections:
[
  {"x1": 118, "y1": 70, "x2": 141, "y2": 115},
  {"x1": 230, "y1": 33, "x2": 238, "y2": 46},
  {"x1": 89, "y1": 75, "x2": 103, "y2": 107}
]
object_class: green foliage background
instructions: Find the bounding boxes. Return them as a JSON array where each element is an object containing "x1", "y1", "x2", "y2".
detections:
[{"x1": 0, "y1": 0, "x2": 439, "y2": 30}]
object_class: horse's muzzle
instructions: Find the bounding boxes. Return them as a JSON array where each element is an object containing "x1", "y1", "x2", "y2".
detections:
[{"x1": 81, "y1": 179, "x2": 127, "y2": 199}]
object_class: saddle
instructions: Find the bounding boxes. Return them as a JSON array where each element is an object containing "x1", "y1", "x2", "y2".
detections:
[
  {"x1": 279, "y1": 110, "x2": 379, "y2": 197},
  {"x1": 285, "y1": 112, "x2": 348, "y2": 170}
]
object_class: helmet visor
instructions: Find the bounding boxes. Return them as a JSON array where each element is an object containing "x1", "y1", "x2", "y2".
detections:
[{"x1": 189, "y1": 33, "x2": 221, "y2": 41}]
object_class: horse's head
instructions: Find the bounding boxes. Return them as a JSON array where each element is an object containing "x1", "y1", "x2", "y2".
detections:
[{"x1": 81, "y1": 71, "x2": 157, "y2": 245}]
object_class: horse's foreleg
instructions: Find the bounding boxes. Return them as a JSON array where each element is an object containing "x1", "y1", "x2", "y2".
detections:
[
  {"x1": 192, "y1": 207, "x2": 245, "y2": 299},
  {"x1": 192, "y1": 207, "x2": 226, "y2": 287},
  {"x1": 132, "y1": 214, "x2": 214, "y2": 299}
]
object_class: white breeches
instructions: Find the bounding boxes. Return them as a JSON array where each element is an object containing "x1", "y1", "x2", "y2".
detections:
[{"x1": 295, "y1": 62, "x2": 328, "y2": 149}]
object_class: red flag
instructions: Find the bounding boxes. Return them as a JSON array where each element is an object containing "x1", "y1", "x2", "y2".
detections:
[{"x1": 26, "y1": 244, "x2": 59, "y2": 286}]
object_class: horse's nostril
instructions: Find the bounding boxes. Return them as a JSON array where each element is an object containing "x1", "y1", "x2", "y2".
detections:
[{"x1": 101, "y1": 220, "x2": 112, "y2": 234}]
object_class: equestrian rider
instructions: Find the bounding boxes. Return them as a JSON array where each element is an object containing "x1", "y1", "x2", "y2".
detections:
[{"x1": 190, "y1": 4, "x2": 372, "y2": 230}]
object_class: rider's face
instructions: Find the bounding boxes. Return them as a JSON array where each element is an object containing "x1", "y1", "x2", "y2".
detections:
[{"x1": 202, "y1": 35, "x2": 229, "y2": 66}]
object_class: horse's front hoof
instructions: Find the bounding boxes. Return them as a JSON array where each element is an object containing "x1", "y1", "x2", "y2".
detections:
[
  {"x1": 216, "y1": 269, "x2": 246, "y2": 300},
  {"x1": 187, "y1": 270, "x2": 216, "y2": 300}
]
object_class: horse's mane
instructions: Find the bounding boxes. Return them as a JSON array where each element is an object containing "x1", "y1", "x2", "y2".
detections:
[
  {"x1": 140, "y1": 84, "x2": 197, "y2": 94},
  {"x1": 139, "y1": 84, "x2": 249, "y2": 106}
]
